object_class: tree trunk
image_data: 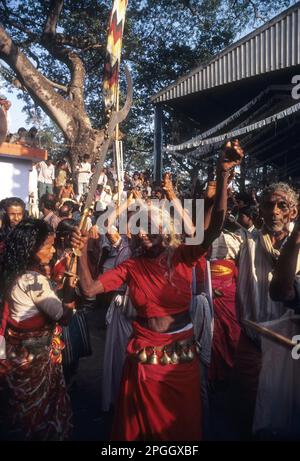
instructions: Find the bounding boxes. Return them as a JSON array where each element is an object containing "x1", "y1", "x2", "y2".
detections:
[{"x1": 0, "y1": 24, "x2": 106, "y2": 175}]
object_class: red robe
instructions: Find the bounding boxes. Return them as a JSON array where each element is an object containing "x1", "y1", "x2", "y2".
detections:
[
  {"x1": 209, "y1": 259, "x2": 241, "y2": 382},
  {"x1": 99, "y1": 244, "x2": 204, "y2": 441}
]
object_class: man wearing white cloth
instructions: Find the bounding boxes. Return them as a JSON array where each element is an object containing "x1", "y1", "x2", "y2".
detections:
[{"x1": 232, "y1": 183, "x2": 299, "y2": 439}]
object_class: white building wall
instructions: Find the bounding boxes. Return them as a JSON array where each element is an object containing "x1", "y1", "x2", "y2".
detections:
[{"x1": 0, "y1": 157, "x2": 31, "y2": 204}]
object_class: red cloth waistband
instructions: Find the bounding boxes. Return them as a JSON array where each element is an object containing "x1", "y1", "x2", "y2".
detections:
[
  {"x1": 130, "y1": 320, "x2": 193, "y2": 351},
  {"x1": 210, "y1": 259, "x2": 237, "y2": 278},
  {"x1": 7, "y1": 313, "x2": 48, "y2": 332},
  {"x1": 210, "y1": 259, "x2": 236, "y2": 271}
]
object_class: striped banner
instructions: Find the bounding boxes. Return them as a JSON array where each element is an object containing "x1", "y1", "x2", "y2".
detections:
[{"x1": 103, "y1": 0, "x2": 128, "y2": 112}]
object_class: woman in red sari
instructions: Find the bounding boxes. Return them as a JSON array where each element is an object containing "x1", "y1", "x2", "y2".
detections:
[{"x1": 72, "y1": 142, "x2": 244, "y2": 441}]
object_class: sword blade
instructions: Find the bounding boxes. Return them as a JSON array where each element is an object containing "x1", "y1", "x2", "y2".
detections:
[{"x1": 84, "y1": 66, "x2": 133, "y2": 211}]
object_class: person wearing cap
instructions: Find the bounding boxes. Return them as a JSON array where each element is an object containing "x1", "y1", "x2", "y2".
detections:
[{"x1": 94, "y1": 184, "x2": 112, "y2": 211}]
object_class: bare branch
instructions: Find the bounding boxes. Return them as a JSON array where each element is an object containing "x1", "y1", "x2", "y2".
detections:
[
  {"x1": 248, "y1": 0, "x2": 264, "y2": 22},
  {"x1": 2, "y1": 3, "x2": 101, "y2": 54},
  {"x1": 43, "y1": 76, "x2": 68, "y2": 92},
  {"x1": 3, "y1": 17, "x2": 40, "y2": 41},
  {"x1": 41, "y1": 0, "x2": 85, "y2": 108},
  {"x1": 55, "y1": 33, "x2": 102, "y2": 50},
  {"x1": 43, "y1": 0, "x2": 64, "y2": 36},
  {"x1": 0, "y1": 24, "x2": 75, "y2": 135}
]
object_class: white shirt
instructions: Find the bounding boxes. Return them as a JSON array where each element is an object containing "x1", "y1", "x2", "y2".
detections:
[
  {"x1": 10, "y1": 271, "x2": 63, "y2": 322},
  {"x1": 78, "y1": 162, "x2": 91, "y2": 184},
  {"x1": 98, "y1": 173, "x2": 108, "y2": 186},
  {"x1": 95, "y1": 191, "x2": 112, "y2": 211},
  {"x1": 37, "y1": 161, "x2": 55, "y2": 184}
]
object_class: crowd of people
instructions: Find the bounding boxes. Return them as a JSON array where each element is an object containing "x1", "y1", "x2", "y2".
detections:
[{"x1": 0, "y1": 138, "x2": 299, "y2": 442}]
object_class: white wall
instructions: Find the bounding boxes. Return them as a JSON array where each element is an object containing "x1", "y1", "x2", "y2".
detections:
[{"x1": 0, "y1": 158, "x2": 31, "y2": 204}]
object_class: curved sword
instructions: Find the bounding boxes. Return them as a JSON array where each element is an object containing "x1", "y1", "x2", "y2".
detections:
[
  {"x1": 73, "y1": 66, "x2": 133, "y2": 256},
  {"x1": 84, "y1": 65, "x2": 132, "y2": 213}
]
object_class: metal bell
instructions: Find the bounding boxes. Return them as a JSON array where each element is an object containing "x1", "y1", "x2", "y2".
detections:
[
  {"x1": 148, "y1": 348, "x2": 159, "y2": 365},
  {"x1": 187, "y1": 347, "x2": 195, "y2": 361},
  {"x1": 195, "y1": 343, "x2": 201, "y2": 355},
  {"x1": 170, "y1": 350, "x2": 179, "y2": 364},
  {"x1": 138, "y1": 348, "x2": 148, "y2": 363},
  {"x1": 160, "y1": 349, "x2": 172, "y2": 365},
  {"x1": 180, "y1": 349, "x2": 189, "y2": 363}
]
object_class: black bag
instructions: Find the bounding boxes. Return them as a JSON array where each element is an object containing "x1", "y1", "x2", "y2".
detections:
[{"x1": 62, "y1": 309, "x2": 92, "y2": 369}]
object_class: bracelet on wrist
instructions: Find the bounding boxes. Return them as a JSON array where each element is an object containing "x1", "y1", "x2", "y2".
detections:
[{"x1": 63, "y1": 301, "x2": 75, "y2": 310}]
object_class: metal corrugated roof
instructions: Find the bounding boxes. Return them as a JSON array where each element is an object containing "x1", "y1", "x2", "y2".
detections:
[{"x1": 152, "y1": 2, "x2": 300, "y2": 104}]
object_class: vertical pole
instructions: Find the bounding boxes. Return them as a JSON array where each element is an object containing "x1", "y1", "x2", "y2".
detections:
[
  {"x1": 240, "y1": 154, "x2": 246, "y2": 192},
  {"x1": 153, "y1": 105, "x2": 163, "y2": 183}
]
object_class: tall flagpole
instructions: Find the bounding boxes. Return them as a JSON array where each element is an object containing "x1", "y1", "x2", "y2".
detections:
[
  {"x1": 70, "y1": 0, "x2": 131, "y2": 260},
  {"x1": 103, "y1": 0, "x2": 128, "y2": 207}
]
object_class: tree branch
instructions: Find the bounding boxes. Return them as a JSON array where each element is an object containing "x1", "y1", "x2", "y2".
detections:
[
  {"x1": 41, "y1": 0, "x2": 86, "y2": 109},
  {"x1": 43, "y1": 0, "x2": 64, "y2": 36},
  {"x1": 43, "y1": 76, "x2": 68, "y2": 92},
  {"x1": 0, "y1": 24, "x2": 75, "y2": 136},
  {"x1": 55, "y1": 33, "x2": 103, "y2": 50}
]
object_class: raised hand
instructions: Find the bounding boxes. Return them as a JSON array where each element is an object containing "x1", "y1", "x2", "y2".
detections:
[
  {"x1": 71, "y1": 227, "x2": 88, "y2": 253},
  {"x1": 205, "y1": 180, "x2": 217, "y2": 200},
  {"x1": 162, "y1": 172, "x2": 176, "y2": 200},
  {"x1": 218, "y1": 139, "x2": 244, "y2": 173},
  {"x1": 89, "y1": 224, "x2": 100, "y2": 240},
  {"x1": 132, "y1": 188, "x2": 142, "y2": 200}
]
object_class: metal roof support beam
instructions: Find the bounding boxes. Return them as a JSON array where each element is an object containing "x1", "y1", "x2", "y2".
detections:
[{"x1": 153, "y1": 105, "x2": 163, "y2": 183}]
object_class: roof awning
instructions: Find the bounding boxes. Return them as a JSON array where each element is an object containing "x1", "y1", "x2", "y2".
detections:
[{"x1": 152, "y1": 2, "x2": 300, "y2": 108}]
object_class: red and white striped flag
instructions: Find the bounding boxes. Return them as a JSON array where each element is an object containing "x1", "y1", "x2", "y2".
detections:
[{"x1": 103, "y1": 0, "x2": 128, "y2": 112}]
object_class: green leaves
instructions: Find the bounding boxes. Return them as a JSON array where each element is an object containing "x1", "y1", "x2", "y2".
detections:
[{"x1": 0, "y1": 0, "x2": 296, "y2": 173}]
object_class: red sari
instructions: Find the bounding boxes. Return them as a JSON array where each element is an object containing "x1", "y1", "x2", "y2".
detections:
[
  {"x1": 2, "y1": 311, "x2": 72, "y2": 440},
  {"x1": 99, "y1": 245, "x2": 204, "y2": 441},
  {"x1": 209, "y1": 259, "x2": 241, "y2": 382}
]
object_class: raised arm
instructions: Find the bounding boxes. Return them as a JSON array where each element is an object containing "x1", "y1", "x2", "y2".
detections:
[
  {"x1": 71, "y1": 230, "x2": 105, "y2": 298},
  {"x1": 269, "y1": 225, "x2": 300, "y2": 303},
  {"x1": 202, "y1": 139, "x2": 244, "y2": 249},
  {"x1": 162, "y1": 173, "x2": 196, "y2": 237},
  {"x1": 203, "y1": 181, "x2": 216, "y2": 230}
]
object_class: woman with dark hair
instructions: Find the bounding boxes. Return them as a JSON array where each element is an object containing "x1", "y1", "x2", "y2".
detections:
[
  {"x1": 1, "y1": 218, "x2": 74, "y2": 440},
  {"x1": 52, "y1": 218, "x2": 91, "y2": 385}
]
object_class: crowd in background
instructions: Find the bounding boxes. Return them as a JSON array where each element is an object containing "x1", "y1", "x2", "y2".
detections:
[{"x1": 0, "y1": 138, "x2": 300, "y2": 442}]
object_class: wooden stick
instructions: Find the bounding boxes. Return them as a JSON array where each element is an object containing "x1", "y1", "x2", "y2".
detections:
[{"x1": 243, "y1": 319, "x2": 297, "y2": 349}]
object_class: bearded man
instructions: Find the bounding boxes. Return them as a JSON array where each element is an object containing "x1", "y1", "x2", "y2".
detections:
[{"x1": 233, "y1": 182, "x2": 299, "y2": 439}]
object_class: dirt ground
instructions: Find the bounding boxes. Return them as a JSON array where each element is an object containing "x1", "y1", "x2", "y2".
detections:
[
  {"x1": 69, "y1": 303, "x2": 113, "y2": 441},
  {"x1": 0, "y1": 302, "x2": 240, "y2": 441}
]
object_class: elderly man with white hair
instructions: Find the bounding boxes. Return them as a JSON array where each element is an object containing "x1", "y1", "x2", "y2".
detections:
[{"x1": 232, "y1": 182, "x2": 299, "y2": 439}]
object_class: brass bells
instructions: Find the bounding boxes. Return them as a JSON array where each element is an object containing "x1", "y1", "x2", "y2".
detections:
[
  {"x1": 138, "y1": 348, "x2": 148, "y2": 363},
  {"x1": 136, "y1": 342, "x2": 198, "y2": 365},
  {"x1": 161, "y1": 349, "x2": 172, "y2": 365},
  {"x1": 148, "y1": 348, "x2": 159, "y2": 365}
]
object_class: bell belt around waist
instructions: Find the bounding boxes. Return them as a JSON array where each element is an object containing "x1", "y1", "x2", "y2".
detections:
[
  {"x1": 136, "y1": 311, "x2": 191, "y2": 333},
  {"x1": 131, "y1": 337, "x2": 201, "y2": 366}
]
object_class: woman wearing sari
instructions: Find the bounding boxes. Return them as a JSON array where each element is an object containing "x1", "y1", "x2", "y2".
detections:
[
  {"x1": 72, "y1": 142, "x2": 244, "y2": 441},
  {"x1": 1, "y1": 218, "x2": 74, "y2": 440}
]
